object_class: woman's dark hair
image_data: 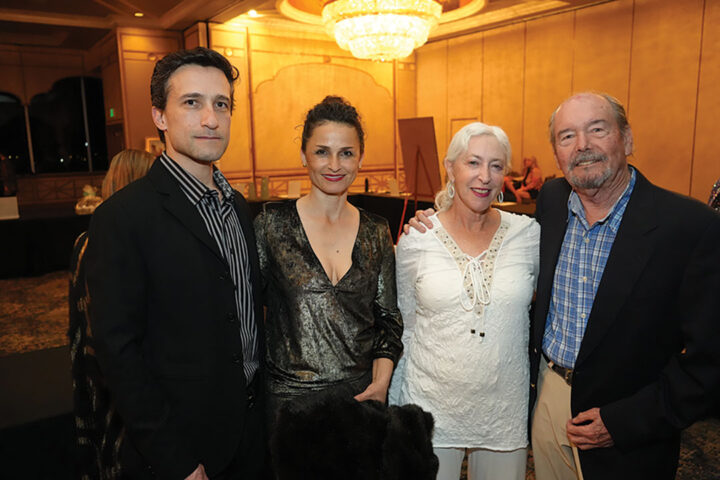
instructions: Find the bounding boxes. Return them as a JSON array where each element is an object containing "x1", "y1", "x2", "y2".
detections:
[
  {"x1": 150, "y1": 47, "x2": 239, "y2": 142},
  {"x1": 301, "y1": 96, "x2": 365, "y2": 154}
]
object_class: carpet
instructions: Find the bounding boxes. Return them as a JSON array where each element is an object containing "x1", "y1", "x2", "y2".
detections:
[
  {"x1": 0, "y1": 270, "x2": 69, "y2": 357},
  {"x1": 1, "y1": 271, "x2": 718, "y2": 478}
]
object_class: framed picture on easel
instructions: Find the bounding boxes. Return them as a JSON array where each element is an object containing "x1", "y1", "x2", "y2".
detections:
[{"x1": 398, "y1": 117, "x2": 442, "y2": 206}]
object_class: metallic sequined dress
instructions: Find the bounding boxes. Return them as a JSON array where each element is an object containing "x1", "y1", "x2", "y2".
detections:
[{"x1": 254, "y1": 200, "x2": 403, "y2": 405}]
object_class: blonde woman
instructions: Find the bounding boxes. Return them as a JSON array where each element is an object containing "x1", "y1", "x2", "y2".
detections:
[
  {"x1": 390, "y1": 122, "x2": 539, "y2": 480},
  {"x1": 69, "y1": 148, "x2": 154, "y2": 480}
]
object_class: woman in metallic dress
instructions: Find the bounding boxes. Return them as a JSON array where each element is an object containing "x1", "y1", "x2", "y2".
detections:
[{"x1": 254, "y1": 96, "x2": 403, "y2": 425}]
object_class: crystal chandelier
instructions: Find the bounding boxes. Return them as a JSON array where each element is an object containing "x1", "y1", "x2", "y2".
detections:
[{"x1": 322, "y1": 0, "x2": 443, "y2": 61}]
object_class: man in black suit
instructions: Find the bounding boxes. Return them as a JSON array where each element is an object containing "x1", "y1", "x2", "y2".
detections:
[
  {"x1": 530, "y1": 92, "x2": 720, "y2": 479},
  {"x1": 85, "y1": 47, "x2": 264, "y2": 479}
]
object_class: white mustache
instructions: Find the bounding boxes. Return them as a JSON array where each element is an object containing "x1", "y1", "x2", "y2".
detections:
[{"x1": 571, "y1": 151, "x2": 606, "y2": 168}]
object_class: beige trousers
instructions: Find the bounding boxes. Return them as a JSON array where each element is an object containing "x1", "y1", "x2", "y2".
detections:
[{"x1": 531, "y1": 357, "x2": 584, "y2": 480}]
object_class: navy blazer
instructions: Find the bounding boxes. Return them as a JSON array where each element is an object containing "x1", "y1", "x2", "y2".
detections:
[
  {"x1": 530, "y1": 168, "x2": 720, "y2": 479},
  {"x1": 85, "y1": 160, "x2": 265, "y2": 479}
]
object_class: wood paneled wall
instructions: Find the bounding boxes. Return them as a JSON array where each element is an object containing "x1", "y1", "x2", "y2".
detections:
[
  {"x1": 417, "y1": 0, "x2": 720, "y2": 201},
  {"x1": 115, "y1": 29, "x2": 183, "y2": 152}
]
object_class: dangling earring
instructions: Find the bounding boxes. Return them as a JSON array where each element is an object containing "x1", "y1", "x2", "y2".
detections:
[
  {"x1": 497, "y1": 191, "x2": 504, "y2": 203},
  {"x1": 447, "y1": 181, "x2": 455, "y2": 199}
]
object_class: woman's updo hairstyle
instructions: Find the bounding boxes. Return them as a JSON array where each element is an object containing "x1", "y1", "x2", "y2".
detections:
[{"x1": 301, "y1": 96, "x2": 365, "y2": 154}]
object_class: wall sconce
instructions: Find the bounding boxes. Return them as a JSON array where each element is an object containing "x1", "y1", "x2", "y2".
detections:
[{"x1": 225, "y1": 48, "x2": 233, "y2": 57}]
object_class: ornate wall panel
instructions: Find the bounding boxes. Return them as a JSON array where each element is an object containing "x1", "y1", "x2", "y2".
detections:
[
  {"x1": 416, "y1": 41, "x2": 449, "y2": 168},
  {"x1": 117, "y1": 28, "x2": 182, "y2": 151},
  {"x1": 448, "y1": 32, "x2": 484, "y2": 123},
  {"x1": 482, "y1": 23, "x2": 525, "y2": 170},
  {"x1": 572, "y1": 0, "x2": 633, "y2": 104},
  {"x1": 522, "y1": 11, "x2": 574, "y2": 176},
  {"x1": 252, "y1": 62, "x2": 394, "y2": 171},
  {"x1": 628, "y1": 0, "x2": 704, "y2": 194}
]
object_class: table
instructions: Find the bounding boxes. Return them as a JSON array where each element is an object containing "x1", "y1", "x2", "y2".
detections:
[
  {"x1": 1, "y1": 203, "x2": 90, "y2": 278},
  {"x1": 0, "y1": 195, "x2": 535, "y2": 278}
]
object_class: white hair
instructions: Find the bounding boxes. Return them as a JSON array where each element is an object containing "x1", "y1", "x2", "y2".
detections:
[{"x1": 435, "y1": 122, "x2": 512, "y2": 211}]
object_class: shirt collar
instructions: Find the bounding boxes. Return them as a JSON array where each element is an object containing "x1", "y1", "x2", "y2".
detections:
[
  {"x1": 159, "y1": 152, "x2": 234, "y2": 205},
  {"x1": 567, "y1": 166, "x2": 636, "y2": 232},
  {"x1": 212, "y1": 168, "x2": 235, "y2": 202}
]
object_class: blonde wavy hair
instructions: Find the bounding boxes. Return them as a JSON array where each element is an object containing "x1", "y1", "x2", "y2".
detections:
[
  {"x1": 435, "y1": 122, "x2": 512, "y2": 211},
  {"x1": 101, "y1": 149, "x2": 155, "y2": 199}
]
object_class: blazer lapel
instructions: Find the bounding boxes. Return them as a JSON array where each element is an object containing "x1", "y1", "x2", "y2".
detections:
[
  {"x1": 147, "y1": 162, "x2": 227, "y2": 265},
  {"x1": 534, "y1": 179, "x2": 572, "y2": 348},
  {"x1": 575, "y1": 171, "x2": 659, "y2": 366}
]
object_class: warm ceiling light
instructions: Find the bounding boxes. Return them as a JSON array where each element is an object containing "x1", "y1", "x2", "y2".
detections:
[
  {"x1": 322, "y1": 0, "x2": 442, "y2": 61},
  {"x1": 134, "y1": 12, "x2": 144, "y2": 17},
  {"x1": 247, "y1": 9, "x2": 261, "y2": 17}
]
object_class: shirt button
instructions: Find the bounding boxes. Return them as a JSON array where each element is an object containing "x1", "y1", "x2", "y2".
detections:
[
  {"x1": 584, "y1": 237, "x2": 590, "y2": 244},
  {"x1": 582, "y1": 276, "x2": 587, "y2": 283},
  {"x1": 580, "y1": 313, "x2": 586, "y2": 319},
  {"x1": 226, "y1": 312, "x2": 236, "y2": 323}
]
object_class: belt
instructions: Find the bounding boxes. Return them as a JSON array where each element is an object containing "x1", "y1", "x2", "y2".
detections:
[{"x1": 543, "y1": 352, "x2": 574, "y2": 386}]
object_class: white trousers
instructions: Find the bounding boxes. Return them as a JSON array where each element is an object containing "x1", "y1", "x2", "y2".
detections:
[{"x1": 433, "y1": 446, "x2": 527, "y2": 480}]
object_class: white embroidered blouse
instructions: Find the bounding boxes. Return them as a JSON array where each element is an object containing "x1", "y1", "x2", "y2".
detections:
[{"x1": 389, "y1": 211, "x2": 540, "y2": 449}]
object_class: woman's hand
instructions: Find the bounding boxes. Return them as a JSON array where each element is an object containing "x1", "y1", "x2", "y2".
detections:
[
  {"x1": 354, "y1": 381, "x2": 389, "y2": 403},
  {"x1": 354, "y1": 357, "x2": 394, "y2": 403}
]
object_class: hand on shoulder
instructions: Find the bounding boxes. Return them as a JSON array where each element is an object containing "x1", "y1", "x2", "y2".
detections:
[{"x1": 401, "y1": 208, "x2": 436, "y2": 236}]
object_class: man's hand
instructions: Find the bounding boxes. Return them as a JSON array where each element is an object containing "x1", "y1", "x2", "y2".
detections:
[
  {"x1": 402, "y1": 208, "x2": 436, "y2": 235},
  {"x1": 566, "y1": 407, "x2": 614, "y2": 450},
  {"x1": 185, "y1": 464, "x2": 208, "y2": 480}
]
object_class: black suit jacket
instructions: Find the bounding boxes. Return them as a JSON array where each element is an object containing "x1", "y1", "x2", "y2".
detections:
[
  {"x1": 85, "y1": 161, "x2": 265, "y2": 479},
  {"x1": 530, "y1": 168, "x2": 720, "y2": 479}
]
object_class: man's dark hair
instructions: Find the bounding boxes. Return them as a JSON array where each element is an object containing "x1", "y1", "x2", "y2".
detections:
[
  {"x1": 301, "y1": 96, "x2": 365, "y2": 154},
  {"x1": 150, "y1": 47, "x2": 239, "y2": 142}
]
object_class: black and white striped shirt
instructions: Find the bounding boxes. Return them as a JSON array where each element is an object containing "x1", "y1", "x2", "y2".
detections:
[{"x1": 160, "y1": 153, "x2": 259, "y2": 382}]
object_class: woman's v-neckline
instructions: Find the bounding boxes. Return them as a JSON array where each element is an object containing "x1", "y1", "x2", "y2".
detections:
[{"x1": 293, "y1": 200, "x2": 361, "y2": 287}]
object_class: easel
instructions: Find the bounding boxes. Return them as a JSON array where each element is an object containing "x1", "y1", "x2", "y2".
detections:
[{"x1": 397, "y1": 117, "x2": 442, "y2": 240}]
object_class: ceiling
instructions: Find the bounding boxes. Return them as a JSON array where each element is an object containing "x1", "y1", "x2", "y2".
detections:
[
  {"x1": 0, "y1": 0, "x2": 613, "y2": 51},
  {"x1": 0, "y1": 0, "x2": 269, "y2": 49}
]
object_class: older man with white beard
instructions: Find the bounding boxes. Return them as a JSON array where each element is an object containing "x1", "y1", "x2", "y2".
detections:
[{"x1": 529, "y1": 92, "x2": 720, "y2": 480}]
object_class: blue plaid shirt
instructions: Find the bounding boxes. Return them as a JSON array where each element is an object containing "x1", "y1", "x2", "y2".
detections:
[{"x1": 543, "y1": 167, "x2": 636, "y2": 368}]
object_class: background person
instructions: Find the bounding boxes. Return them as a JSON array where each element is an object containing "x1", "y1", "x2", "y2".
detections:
[
  {"x1": 254, "y1": 96, "x2": 403, "y2": 427},
  {"x1": 68, "y1": 148, "x2": 154, "y2": 480},
  {"x1": 389, "y1": 122, "x2": 539, "y2": 480},
  {"x1": 504, "y1": 155, "x2": 543, "y2": 202}
]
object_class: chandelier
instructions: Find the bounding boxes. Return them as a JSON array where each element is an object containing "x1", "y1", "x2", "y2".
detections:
[{"x1": 322, "y1": 0, "x2": 443, "y2": 61}]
